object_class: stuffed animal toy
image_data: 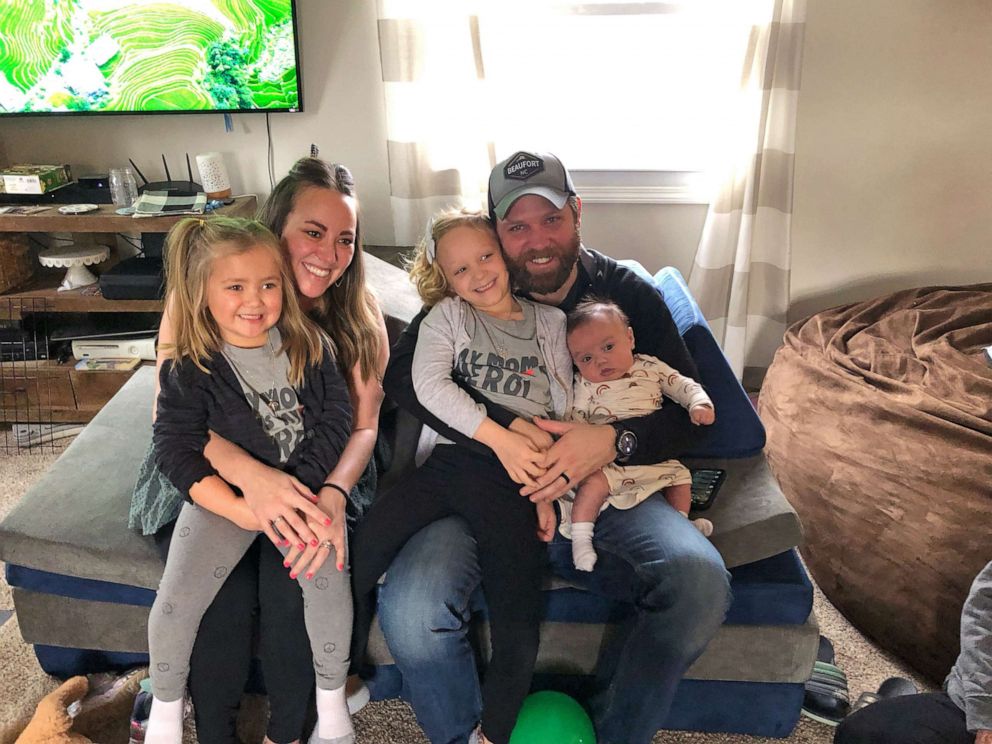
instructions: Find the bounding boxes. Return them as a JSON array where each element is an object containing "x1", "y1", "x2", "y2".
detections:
[
  {"x1": 15, "y1": 669, "x2": 147, "y2": 744},
  {"x1": 73, "y1": 669, "x2": 147, "y2": 742},
  {"x1": 15, "y1": 676, "x2": 92, "y2": 744}
]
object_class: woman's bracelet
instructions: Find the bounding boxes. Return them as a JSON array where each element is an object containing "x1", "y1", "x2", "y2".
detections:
[{"x1": 319, "y1": 482, "x2": 350, "y2": 500}]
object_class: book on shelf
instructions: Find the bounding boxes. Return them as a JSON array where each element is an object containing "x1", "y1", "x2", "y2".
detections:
[
  {"x1": 74, "y1": 357, "x2": 141, "y2": 371},
  {"x1": 0, "y1": 205, "x2": 53, "y2": 215}
]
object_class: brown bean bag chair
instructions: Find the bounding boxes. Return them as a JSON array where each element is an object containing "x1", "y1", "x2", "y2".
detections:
[{"x1": 758, "y1": 283, "x2": 992, "y2": 682}]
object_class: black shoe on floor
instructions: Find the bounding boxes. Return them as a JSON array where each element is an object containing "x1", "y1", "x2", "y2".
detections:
[
  {"x1": 849, "y1": 676, "x2": 918, "y2": 714},
  {"x1": 801, "y1": 635, "x2": 851, "y2": 726}
]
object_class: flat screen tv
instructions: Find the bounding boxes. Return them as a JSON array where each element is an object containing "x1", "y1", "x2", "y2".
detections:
[{"x1": 0, "y1": 0, "x2": 302, "y2": 116}]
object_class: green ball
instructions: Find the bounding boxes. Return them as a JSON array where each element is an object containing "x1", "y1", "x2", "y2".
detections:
[{"x1": 509, "y1": 691, "x2": 596, "y2": 744}]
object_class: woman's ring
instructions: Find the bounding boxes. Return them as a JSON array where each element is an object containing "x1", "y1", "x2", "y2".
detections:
[
  {"x1": 271, "y1": 516, "x2": 286, "y2": 526},
  {"x1": 319, "y1": 540, "x2": 333, "y2": 550},
  {"x1": 559, "y1": 472, "x2": 571, "y2": 484}
]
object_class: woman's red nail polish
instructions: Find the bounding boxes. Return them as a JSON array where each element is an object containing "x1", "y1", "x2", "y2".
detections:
[
  {"x1": 290, "y1": 573, "x2": 297, "y2": 579},
  {"x1": 297, "y1": 543, "x2": 305, "y2": 550},
  {"x1": 306, "y1": 573, "x2": 313, "y2": 580},
  {"x1": 311, "y1": 539, "x2": 318, "y2": 547},
  {"x1": 283, "y1": 561, "x2": 290, "y2": 568},
  {"x1": 324, "y1": 518, "x2": 332, "y2": 526}
]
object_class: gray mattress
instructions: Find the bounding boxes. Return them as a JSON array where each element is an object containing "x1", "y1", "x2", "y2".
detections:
[{"x1": 0, "y1": 370, "x2": 804, "y2": 594}]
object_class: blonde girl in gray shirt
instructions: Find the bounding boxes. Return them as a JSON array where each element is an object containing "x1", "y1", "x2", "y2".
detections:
[{"x1": 350, "y1": 208, "x2": 573, "y2": 744}]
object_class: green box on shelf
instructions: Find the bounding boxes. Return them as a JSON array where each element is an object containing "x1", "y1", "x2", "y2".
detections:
[{"x1": 0, "y1": 164, "x2": 72, "y2": 195}]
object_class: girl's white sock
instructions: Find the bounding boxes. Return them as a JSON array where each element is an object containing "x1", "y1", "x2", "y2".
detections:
[
  {"x1": 571, "y1": 522, "x2": 597, "y2": 571},
  {"x1": 144, "y1": 696, "x2": 183, "y2": 744},
  {"x1": 316, "y1": 683, "x2": 354, "y2": 739}
]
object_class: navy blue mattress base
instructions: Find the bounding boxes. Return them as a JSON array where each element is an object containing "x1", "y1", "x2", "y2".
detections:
[
  {"x1": 6, "y1": 549, "x2": 812, "y2": 634},
  {"x1": 665, "y1": 678, "x2": 803, "y2": 738},
  {"x1": 366, "y1": 664, "x2": 802, "y2": 739},
  {"x1": 6, "y1": 564, "x2": 156, "y2": 606},
  {"x1": 540, "y1": 548, "x2": 812, "y2": 626},
  {"x1": 33, "y1": 644, "x2": 270, "y2": 694},
  {"x1": 34, "y1": 645, "x2": 149, "y2": 678},
  {"x1": 33, "y1": 649, "x2": 801, "y2": 738},
  {"x1": 23, "y1": 550, "x2": 810, "y2": 738}
]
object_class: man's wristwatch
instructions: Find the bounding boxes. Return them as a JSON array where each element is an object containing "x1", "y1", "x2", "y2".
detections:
[{"x1": 611, "y1": 423, "x2": 637, "y2": 464}]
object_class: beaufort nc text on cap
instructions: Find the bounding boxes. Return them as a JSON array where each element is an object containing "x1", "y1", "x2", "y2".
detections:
[{"x1": 488, "y1": 151, "x2": 577, "y2": 220}]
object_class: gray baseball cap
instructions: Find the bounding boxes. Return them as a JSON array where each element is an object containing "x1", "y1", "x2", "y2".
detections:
[{"x1": 488, "y1": 151, "x2": 577, "y2": 221}]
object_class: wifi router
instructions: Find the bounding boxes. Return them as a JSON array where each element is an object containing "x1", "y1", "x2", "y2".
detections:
[{"x1": 130, "y1": 153, "x2": 202, "y2": 197}]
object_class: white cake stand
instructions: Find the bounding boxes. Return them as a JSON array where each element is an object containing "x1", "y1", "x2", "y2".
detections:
[{"x1": 38, "y1": 245, "x2": 110, "y2": 291}]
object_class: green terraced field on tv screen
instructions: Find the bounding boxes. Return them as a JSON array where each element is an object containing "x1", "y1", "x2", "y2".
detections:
[{"x1": 0, "y1": 0, "x2": 300, "y2": 114}]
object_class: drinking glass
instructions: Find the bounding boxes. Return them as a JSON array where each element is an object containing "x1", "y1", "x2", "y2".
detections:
[{"x1": 109, "y1": 167, "x2": 139, "y2": 208}]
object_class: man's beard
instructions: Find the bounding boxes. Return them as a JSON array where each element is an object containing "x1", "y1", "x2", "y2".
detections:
[{"x1": 506, "y1": 231, "x2": 581, "y2": 296}]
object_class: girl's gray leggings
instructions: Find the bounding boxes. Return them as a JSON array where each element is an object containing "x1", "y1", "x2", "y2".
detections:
[{"x1": 148, "y1": 502, "x2": 351, "y2": 702}]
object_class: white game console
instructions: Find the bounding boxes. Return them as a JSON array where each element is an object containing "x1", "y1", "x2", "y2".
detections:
[{"x1": 72, "y1": 335, "x2": 157, "y2": 361}]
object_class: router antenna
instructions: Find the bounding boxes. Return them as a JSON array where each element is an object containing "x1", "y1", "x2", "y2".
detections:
[
  {"x1": 161, "y1": 154, "x2": 171, "y2": 181},
  {"x1": 129, "y1": 158, "x2": 148, "y2": 185},
  {"x1": 186, "y1": 153, "x2": 193, "y2": 183}
]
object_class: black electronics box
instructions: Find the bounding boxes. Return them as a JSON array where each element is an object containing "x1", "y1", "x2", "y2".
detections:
[
  {"x1": 0, "y1": 181, "x2": 113, "y2": 205},
  {"x1": 99, "y1": 257, "x2": 164, "y2": 300},
  {"x1": 0, "y1": 322, "x2": 49, "y2": 362},
  {"x1": 78, "y1": 174, "x2": 110, "y2": 190},
  {"x1": 0, "y1": 335, "x2": 48, "y2": 362},
  {"x1": 49, "y1": 313, "x2": 160, "y2": 342}
]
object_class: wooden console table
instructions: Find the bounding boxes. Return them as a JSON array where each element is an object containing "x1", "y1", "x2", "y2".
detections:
[
  {"x1": 0, "y1": 196, "x2": 257, "y2": 422},
  {"x1": 0, "y1": 196, "x2": 257, "y2": 319}
]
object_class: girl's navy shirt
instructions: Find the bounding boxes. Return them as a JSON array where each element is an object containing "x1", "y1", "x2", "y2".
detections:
[{"x1": 154, "y1": 346, "x2": 353, "y2": 501}]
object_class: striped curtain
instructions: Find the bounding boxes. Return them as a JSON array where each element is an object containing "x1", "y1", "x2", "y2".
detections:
[
  {"x1": 688, "y1": 0, "x2": 806, "y2": 386},
  {"x1": 377, "y1": 0, "x2": 495, "y2": 245}
]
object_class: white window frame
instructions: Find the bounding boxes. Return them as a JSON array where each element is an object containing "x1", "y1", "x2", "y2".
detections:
[
  {"x1": 477, "y1": 1, "x2": 770, "y2": 204},
  {"x1": 571, "y1": 170, "x2": 710, "y2": 205}
]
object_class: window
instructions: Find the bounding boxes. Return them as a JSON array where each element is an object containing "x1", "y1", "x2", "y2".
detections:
[{"x1": 478, "y1": 1, "x2": 772, "y2": 177}]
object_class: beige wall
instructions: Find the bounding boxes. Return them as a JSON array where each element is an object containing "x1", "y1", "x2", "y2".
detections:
[
  {"x1": 790, "y1": 0, "x2": 992, "y2": 320},
  {"x1": 3, "y1": 1, "x2": 989, "y2": 315},
  {"x1": 580, "y1": 202, "x2": 709, "y2": 278},
  {"x1": 1, "y1": 1, "x2": 396, "y2": 244}
]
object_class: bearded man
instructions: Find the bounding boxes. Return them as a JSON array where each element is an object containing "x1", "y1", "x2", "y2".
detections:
[{"x1": 378, "y1": 151, "x2": 731, "y2": 744}]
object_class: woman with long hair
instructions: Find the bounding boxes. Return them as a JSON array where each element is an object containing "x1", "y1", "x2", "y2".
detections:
[{"x1": 130, "y1": 158, "x2": 388, "y2": 744}]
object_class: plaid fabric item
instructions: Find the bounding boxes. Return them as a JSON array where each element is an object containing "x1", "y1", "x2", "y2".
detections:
[{"x1": 132, "y1": 190, "x2": 207, "y2": 218}]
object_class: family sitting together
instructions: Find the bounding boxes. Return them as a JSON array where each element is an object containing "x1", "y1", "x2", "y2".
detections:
[{"x1": 130, "y1": 151, "x2": 732, "y2": 744}]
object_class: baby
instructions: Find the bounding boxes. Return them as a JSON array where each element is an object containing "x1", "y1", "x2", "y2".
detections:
[{"x1": 563, "y1": 298, "x2": 715, "y2": 571}]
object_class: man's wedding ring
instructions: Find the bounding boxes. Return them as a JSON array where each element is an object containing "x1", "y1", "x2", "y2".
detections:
[{"x1": 559, "y1": 472, "x2": 571, "y2": 484}]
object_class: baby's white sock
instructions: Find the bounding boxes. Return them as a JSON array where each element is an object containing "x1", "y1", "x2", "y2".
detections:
[
  {"x1": 692, "y1": 517, "x2": 714, "y2": 537},
  {"x1": 680, "y1": 510, "x2": 714, "y2": 538},
  {"x1": 144, "y1": 696, "x2": 183, "y2": 744},
  {"x1": 315, "y1": 683, "x2": 354, "y2": 740},
  {"x1": 571, "y1": 522, "x2": 597, "y2": 571}
]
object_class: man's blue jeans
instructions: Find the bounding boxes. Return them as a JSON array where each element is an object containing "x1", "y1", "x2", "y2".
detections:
[{"x1": 376, "y1": 496, "x2": 731, "y2": 744}]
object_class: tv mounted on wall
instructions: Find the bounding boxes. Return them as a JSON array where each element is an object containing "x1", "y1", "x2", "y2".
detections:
[{"x1": 0, "y1": 0, "x2": 303, "y2": 116}]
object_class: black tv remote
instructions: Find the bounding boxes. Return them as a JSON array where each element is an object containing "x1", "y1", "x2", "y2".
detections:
[{"x1": 690, "y1": 468, "x2": 726, "y2": 511}]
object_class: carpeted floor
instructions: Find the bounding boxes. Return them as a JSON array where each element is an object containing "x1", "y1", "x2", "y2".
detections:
[{"x1": 0, "y1": 439, "x2": 932, "y2": 744}]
